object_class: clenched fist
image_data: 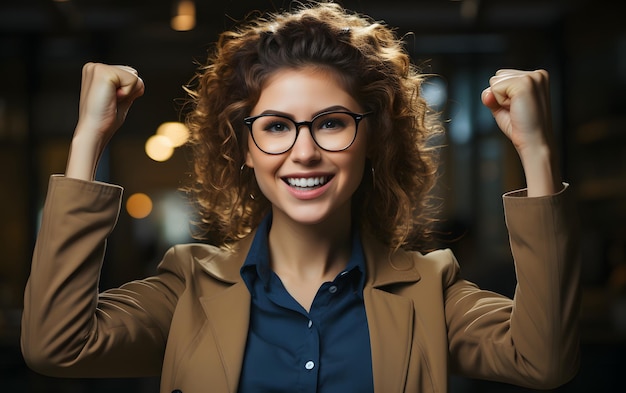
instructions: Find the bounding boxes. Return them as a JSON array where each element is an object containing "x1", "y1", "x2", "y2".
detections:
[
  {"x1": 67, "y1": 63, "x2": 145, "y2": 181},
  {"x1": 481, "y1": 69, "x2": 561, "y2": 196}
]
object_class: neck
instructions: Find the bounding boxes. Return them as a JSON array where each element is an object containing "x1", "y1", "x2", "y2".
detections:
[{"x1": 268, "y1": 209, "x2": 353, "y2": 281}]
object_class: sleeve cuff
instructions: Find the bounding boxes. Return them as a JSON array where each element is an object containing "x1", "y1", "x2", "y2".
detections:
[{"x1": 503, "y1": 182, "x2": 569, "y2": 199}]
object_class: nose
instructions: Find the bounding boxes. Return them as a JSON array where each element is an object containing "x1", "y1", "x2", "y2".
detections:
[{"x1": 290, "y1": 125, "x2": 321, "y2": 164}]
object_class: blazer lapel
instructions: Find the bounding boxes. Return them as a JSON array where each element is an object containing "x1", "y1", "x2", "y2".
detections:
[
  {"x1": 200, "y1": 283, "x2": 250, "y2": 393},
  {"x1": 364, "y1": 287, "x2": 415, "y2": 393},
  {"x1": 362, "y1": 234, "x2": 421, "y2": 393},
  {"x1": 196, "y1": 235, "x2": 255, "y2": 393}
]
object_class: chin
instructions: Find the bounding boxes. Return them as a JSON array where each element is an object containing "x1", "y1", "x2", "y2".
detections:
[
  {"x1": 284, "y1": 203, "x2": 351, "y2": 227},
  {"x1": 286, "y1": 211, "x2": 333, "y2": 226}
]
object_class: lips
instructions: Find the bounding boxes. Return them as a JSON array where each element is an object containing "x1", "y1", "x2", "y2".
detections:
[{"x1": 284, "y1": 175, "x2": 332, "y2": 190}]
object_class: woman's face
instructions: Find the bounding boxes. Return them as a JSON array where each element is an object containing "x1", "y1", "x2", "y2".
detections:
[{"x1": 245, "y1": 67, "x2": 368, "y2": 226}]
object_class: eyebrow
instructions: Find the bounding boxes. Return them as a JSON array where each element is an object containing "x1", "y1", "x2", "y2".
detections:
[{"x1": 255, "y1": 105, "x2": 354, "y2": 119}]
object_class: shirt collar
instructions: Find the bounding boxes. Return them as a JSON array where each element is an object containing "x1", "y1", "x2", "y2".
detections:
[
  {"x1": 240, "y1": 213, "x2": 274, "y2": 289},
  {"x1": 240, "y1": 213, "x2": 367, "y2": 297}
]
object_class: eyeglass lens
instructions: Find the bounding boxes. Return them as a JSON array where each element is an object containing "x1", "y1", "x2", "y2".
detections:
[{"x1": 250, "y1": 111, "x2": 358, "y2": 153}]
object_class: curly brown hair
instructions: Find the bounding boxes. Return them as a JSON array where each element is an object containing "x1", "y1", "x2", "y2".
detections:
[{"x1": 184, "y1": 1, "x2": 443, "y2": 251}]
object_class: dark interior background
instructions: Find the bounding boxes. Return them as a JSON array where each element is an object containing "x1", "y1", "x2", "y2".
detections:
[{"x1": 1, "y1": 0, "x2": 625, "y2": 391}]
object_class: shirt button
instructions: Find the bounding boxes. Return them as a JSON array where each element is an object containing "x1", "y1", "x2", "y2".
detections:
[
  {"x1": 308, "y1": 320, "x2": 313, "y2": 328},
  {"x1": 328, "y1": 285, "x2": 338, "y2": 294},
  {"x1": 305, "y1": 361, "x2": 315, "y2": 370}
]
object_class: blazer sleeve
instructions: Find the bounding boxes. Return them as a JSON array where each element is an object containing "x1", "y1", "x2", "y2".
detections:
[
  {"x1": 21, "y1": 175, "x2": 186, "y2": 378},
  {"x1": 445, "y1": 184, "x2": 581, "y2": 389}
]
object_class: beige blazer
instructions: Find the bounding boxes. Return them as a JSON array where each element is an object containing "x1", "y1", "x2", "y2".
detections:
[{"x1": 21, "y1": 176, "x2": 580, "y2": 393}]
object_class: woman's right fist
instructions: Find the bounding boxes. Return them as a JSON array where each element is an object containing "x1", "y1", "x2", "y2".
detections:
[
  {"x1": 66, "y1": 63, "x2": 144, "y2": 181},
  {"x1": 75, "y1": 62, "x2": 145, "y2": 143}
]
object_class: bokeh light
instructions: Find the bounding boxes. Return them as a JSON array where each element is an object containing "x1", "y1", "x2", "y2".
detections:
[
  {"x1": 126, "y1": 193, "x2": 153, "y2": 219},
  {"x1": 145, "y1": 134, "x2": 174, "y2": 162},
  {"x1": 156, "y1": 121, "x2": 189, "y2": 147},
  {"x1": 171, "y1": 0, "x2": 196, "y2": 31}
]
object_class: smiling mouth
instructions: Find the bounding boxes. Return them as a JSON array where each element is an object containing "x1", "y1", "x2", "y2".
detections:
[{"x1": 284, "y1": 176, "x2": 332, "y2": 190}]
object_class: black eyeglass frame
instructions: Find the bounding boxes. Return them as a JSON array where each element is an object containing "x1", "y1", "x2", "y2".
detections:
[{"x1": 243, "y1": 110, "x2": 372, "y2": 155}]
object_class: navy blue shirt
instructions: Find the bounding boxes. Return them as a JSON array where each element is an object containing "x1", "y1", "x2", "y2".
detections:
[{"x1": 238, "y1": 214, "x2": 374, "y2": 393}]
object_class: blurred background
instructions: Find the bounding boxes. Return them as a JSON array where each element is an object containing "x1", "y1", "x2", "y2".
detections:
[{"x1": 1, "y1": 0, "x2": 624, "y2": 391}]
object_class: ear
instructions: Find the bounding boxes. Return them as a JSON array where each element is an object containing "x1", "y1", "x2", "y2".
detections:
[{"x1": 245, "y1": 150, "x2": 254, "y2": 168}]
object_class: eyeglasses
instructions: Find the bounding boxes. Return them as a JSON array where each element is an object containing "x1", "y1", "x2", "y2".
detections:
[{"x1": 244, "y1": 110, "x2": 371, "y2": 155}]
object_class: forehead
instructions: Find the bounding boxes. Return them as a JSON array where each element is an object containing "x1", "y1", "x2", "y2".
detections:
[
  {"x1": 262, "y1": 65, "x2": 350, "y2": 88},
  {"x1": 253, "y1": 66, "x2": 360, "y2": 114}
]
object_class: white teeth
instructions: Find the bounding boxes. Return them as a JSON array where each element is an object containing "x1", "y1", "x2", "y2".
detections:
[{"x1": 286, "y1": 176, "x2": 328, "y2": 188}]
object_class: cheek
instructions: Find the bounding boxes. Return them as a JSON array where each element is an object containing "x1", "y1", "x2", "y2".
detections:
[
  {"x1": 351, "y1": 159, "x2": 366, "y2": 187},
  {"x1": 342, "y1": 151, "x2": 367, "y2": 191},
  {"x1": 351, "y1": 134, "x2": 369, "y2": 174},
  {"x1": 348, "y1": 142, "x2": 369, "y2": 191},
  {"x1": 246, "y1": 148, "x2": 283, "y2": 192}
]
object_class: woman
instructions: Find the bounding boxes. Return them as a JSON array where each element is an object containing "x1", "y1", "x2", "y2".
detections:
[{"x1": 21, "y1": 2, "x2": 580, "y2": 392}]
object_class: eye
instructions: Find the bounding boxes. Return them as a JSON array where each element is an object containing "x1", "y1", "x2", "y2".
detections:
[
  {"x1": 315, "y1": 113, "x2": 349, "y2": 131},
  {"x1": 321, "y1": 119, "x2": 344, "y2": 129},
  {"x1": 265, "y1": 122, "x2": 289, "y2": 132},
  {"x1": 257, "y1": 116, "x2": 293, "y2": 133}
]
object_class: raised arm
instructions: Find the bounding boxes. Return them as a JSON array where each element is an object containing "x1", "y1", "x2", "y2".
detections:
[
  {"x1": 20, "y1": 63, "x2": 182, "y2": 378},
  {"x1": 445, "y1": 69, "x2": 580, "y2": 388},
  {"x1": 481, "y1": 69, "x2": 562, "y2": 196}
]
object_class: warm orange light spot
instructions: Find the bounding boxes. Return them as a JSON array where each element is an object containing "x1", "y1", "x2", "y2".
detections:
[
  {"x1": 145, "y1": 134, "x2": 174, "y2": 162},
  {"x1": 157, "y1": 121, "x2": 189, "y2": 147},
  {"x1": 171, "y1": 0, "x2": 196, "y2": 31},
  {"x1": 126, "y1": 193, "x2": 153, "y2": 219}
]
